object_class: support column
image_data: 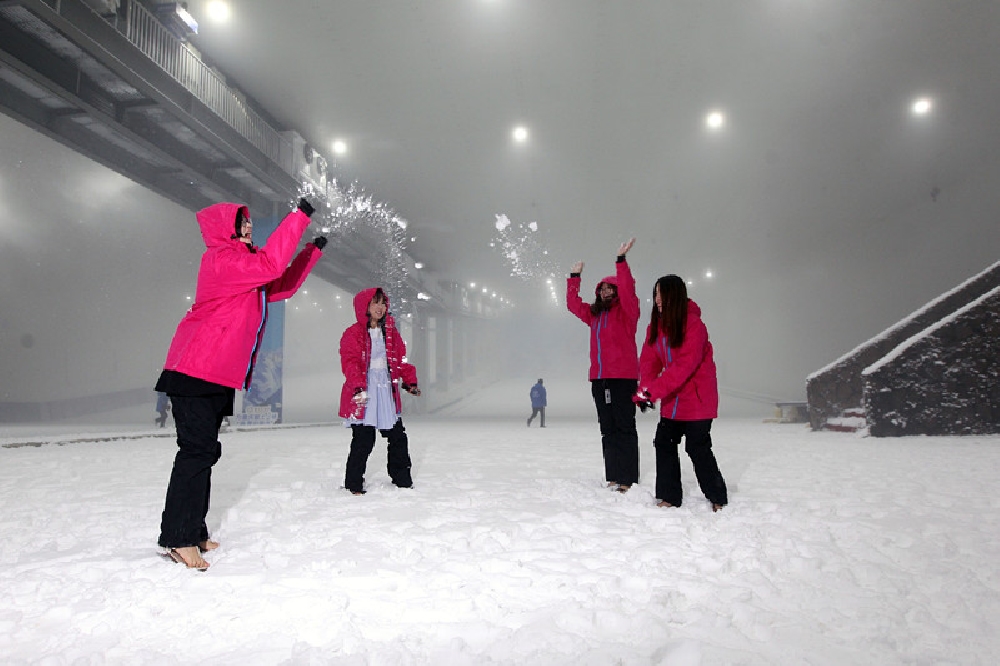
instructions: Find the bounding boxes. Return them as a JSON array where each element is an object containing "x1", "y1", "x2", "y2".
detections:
[
  {"x1": 237, "y1": 213, "x2": 284, "y2": 425},
  {"x1": 435, "y1": 314, "x2": 450, "y2": 393}
]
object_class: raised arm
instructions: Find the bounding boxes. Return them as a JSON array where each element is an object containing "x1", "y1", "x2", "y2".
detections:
[
  {"x1": 615, "y1": 238, "x2": 640, "y2": 328},
  {"x1": 565, "y1": 260, "x2": 592, "y2": 324},
  {"x1": 267, "y1": 240, "x2": 323, "y2": 302}
]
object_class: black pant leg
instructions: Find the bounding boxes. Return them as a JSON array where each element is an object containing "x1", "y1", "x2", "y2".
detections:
[
  {"x1": 591, "y1": 381, "x2": 616, "y2": 482},
  {"x1": 382, "y1": 419, "x2": 413, "y2": 488},
  {"x1": 158, "y1": 394, "x2": 226, "y2": 548},
  {"x1": 539, "y1": 407, "x2": 545, "y2": 427},
  {"x1": 684, "y1": 419, "x2": 728, "y2": 506},
  {"x1": 654, "y1": 418, "x2": 684, "y2": 506},
  {"x1": 198, "y1": 411, "x2": 225, "y2": 542},
  {"x1": 528, "y1": 407, "x2": 541, "y2": 426},
  {"x1": 345, "y1": 425, "x2": 376, "y2": 492},
  {"x1": 592, "y1": 379, "x2": 639, "y2": 485},
  {"x1": 609, "y1": 379, "x2": 639, "y2": 485}
]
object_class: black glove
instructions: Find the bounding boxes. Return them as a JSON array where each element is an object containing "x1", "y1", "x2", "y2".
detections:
[
  {"x1": 313, "y1": 236, "x2": 328, "y2": 250},
  {"x1": 298, "y1": 197, "x2": 315, "y2": 218},
  {"x1": 632, "y1": 389, "x2": 654, "y2": 414},
  {"x1": 404, "y1": 384, "x2": 421, "y2": 396}
]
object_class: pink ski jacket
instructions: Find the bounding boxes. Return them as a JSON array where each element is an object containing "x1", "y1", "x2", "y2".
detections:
[
  {"x1": 638, "y1": 299, "x2": 719, "y2": 420},
  {"x1": 566, "y1": 258, "x2": 640, "y2": 380},
  {"x1": 161, "y1": 202, "x2": 321, "y2": 389},
  {"x1": 338, "y1": 288, "x2": 419, "y2": 419}
]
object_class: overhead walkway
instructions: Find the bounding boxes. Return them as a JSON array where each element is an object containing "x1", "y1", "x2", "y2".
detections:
[
  {"x1": 0, "y1": 0, "x2": 442, "y2": 301},
  {"x1": 0, "y1": 0, "x2": 511, "y2": 422}
]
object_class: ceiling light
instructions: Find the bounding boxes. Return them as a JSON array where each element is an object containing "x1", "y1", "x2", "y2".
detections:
[
  {"x1": 206, "y1": 1, "x2": 230, "y2": 23},
  {"x1": 705, "y1": 110, "x2": 726, "y2": 131},
  {"x1": 911, "y1": 97, "x2": 933, "y2": 116},
  {"x1": 512, "y1": 125, "x2": 529, "y2": 143}
]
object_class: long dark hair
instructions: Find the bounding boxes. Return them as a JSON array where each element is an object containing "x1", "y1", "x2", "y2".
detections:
[
  {"x1": 366, "y1": 288, "x2": 388, "y2": 330},
  {"x1": 589, "y1": 282, "x2": 617, "y2": 315},
  {"x1": 648, "y1": 275, "x2": 687, "y2": 348}
]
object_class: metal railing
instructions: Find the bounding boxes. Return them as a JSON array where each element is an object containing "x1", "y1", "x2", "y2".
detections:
[{"x1": 116, "y1": 0, "x2": 290, "y2": 169}]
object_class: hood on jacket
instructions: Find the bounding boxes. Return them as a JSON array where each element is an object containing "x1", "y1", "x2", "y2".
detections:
[
  {"x1": 595, "y1": 274, "x2": 619, "y2": 297},
  {"x1": 196, "y1": 202, "x2": 250, "y2": 249},
  {"x1": 352, "y1": 287, "x2": 390, "y2": 325}
]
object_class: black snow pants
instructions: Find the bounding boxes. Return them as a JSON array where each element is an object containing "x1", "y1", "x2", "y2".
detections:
[
  {"x1": 345, "y1": 419, "x2": 413, "y2": 493},
  {"x1": 591, "y1": 378, "x2": 639, "y2": 486},
  {"x1": 653, "y1": 418, "x2": 728, "y2": 507},
  {"x1": 158, "y1": 393, "x2": 229, "y2": 548}
]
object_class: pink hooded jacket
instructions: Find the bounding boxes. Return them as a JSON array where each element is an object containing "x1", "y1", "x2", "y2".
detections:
[
  {"x1": 566, "y1": 258, "x2": 640, "y2": 380},
  {"x1": 638, "y1": 299, "x2": 719, "y2": 420},
  {"x1": 161, "y1": 202, "x2": 321, "y2": 389},
  {"x1": 338, "y1": 288, "x2": 419, "y2": 419}
]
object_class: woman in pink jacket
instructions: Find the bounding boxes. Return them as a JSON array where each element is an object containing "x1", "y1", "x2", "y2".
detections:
[
  {"x1": 155, "y1": 198, "x2": 324, "y2": 569},
  {"x1": 566, "y1": 238, "x2": 641, "y2": 492},
  {"x1": 339, "y1": 287, "x2": 420, "y2": 495},
  {"x1": 635, "y1": 274, "x2": 728, "y2": 511}
]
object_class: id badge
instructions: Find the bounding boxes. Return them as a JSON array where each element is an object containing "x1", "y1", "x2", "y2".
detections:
[{"x1": 605, "y1": 388, "x2": 611, "y2": 404}]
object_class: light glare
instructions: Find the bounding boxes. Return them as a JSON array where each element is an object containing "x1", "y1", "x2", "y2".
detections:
[
  {"x1": 705, "y1": 110, "x2": 726, "y2": 131},
  {"x1": 911, "y1": 97, "x2": 933, "y2": 116},
  {"x1": 206, "y1": 1, "x2": 230, "y2": 23}
]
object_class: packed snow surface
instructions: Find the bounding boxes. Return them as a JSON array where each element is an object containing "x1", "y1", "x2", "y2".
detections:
[{"x1": 1, "y1": 378, "x2": 998, "y2": 664}]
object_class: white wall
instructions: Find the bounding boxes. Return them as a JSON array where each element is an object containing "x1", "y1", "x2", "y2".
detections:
[{"x1": 0, "y1": 115, "x2": 202, "y2": 402}]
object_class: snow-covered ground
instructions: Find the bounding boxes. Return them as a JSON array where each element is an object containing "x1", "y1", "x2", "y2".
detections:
[{"x1": 1, "y1": 377, "x2": 998, "y2": 664}]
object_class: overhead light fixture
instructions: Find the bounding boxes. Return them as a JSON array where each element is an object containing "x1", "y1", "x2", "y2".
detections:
[
  {"x1": 705, "y1": 109, "x2": 726, "y2": 131},
  {"x1": 206, "y1": 0, "x2": 230, "y2": 23},
  {"x1": 911, "y1": 97, "x2": 933, "y2": 116}
]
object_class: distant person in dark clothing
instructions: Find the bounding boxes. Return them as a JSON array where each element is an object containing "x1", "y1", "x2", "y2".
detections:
[
  {"x1": 155, "y1": 391, "x2": 170, "y2": 428},
  {"x1": 155, "y1": 198, "x2": 325, "y2": 570},
  {"x1": 567, "y1": 238, "x2": 641, "y2": 493},
  {"x1": 527, "y1": 378, "x2": 547, "y2": 427}
]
